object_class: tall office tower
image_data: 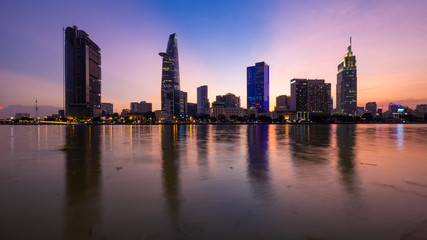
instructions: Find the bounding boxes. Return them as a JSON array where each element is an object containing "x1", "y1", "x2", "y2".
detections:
[
  {"x1": 159, "y1": 33, "x2": 180, "y2": 112},
  {"x1": 275, "y1": 95, "x2": 289, "y2": 112},
  {"x1": 366, "y1": 102, "x2": 377, "y2": 116},
  {"x1": 290, "y1": 79, "x2": 331, "y2": 115},
  {"x1": 247, "y1": 62, "x2": 269, "y2": 113},
  {"x1": 65, "y1": 26, "x2": 101, "y2": 118},
  {"x1": 336, "y1": 37, "x2": 357, "y2": 116},
  {"x1": 197, "y1": 85, "x2": 210, "y2": 115},
  {"x1": 165, "y1": 89, "x2": 187, "y2": 117}
]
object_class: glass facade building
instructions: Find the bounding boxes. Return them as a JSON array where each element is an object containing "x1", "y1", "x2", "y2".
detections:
[
  {"x1": 159, "y1": 33, "x2": 180, "y2": 112},
  {"x1": 65, "y1": 26, "x2": 101, "y2": 118},
  {"x1": 247, "y1": 62, "x2": 269, "y2": 113},
  {"x1": 336, "y1": 38, "x2": 357, "y2": 116}
]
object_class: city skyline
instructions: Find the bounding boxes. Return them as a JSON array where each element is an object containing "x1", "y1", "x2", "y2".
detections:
[{"x1": 1, "y1": 0, "x2": 427, "y2": 118}]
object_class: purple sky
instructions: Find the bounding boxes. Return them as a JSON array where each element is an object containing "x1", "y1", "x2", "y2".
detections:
[{"x1": 1, "y1": 0, "x2": 427, "y2": 118}]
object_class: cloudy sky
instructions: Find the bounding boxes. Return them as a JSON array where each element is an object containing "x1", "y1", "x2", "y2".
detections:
[{"x1": 1, "y1": 0, "x2": 427, "y2": 118}]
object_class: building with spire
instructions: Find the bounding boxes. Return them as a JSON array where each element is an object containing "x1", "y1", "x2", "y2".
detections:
[
  {"x1": 336, "y1": 37, "x2": 357, "y2": 116},
  {"x1": 159, "y1": 34, "x2": 187, "y2": 119},
  {"x1": 64, "y1": 26, "x2": 101, "y2": 118},
  {"x1": 160, "y1": 33, "x2": 180, "y2": 111}
]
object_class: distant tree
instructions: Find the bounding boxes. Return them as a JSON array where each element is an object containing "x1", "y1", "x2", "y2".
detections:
[
  {"x1": 257, "y1": 115, "x2": 272, "y2": 123},
  {"x1": 229, "y1": 115, "x2": 238, "y2": 122},
  {"x1": 248, "y1": 114, "x2": 256, "y2": 122},
  {"x1": 218, "y1": 114, "x2": 227, "y2": 123},
  {"x1": 424, "y1": 113, "x2": 427, "y2": 122},
  {"x1": 361, "y1": 113, "x2": 373, "y2": 122}
]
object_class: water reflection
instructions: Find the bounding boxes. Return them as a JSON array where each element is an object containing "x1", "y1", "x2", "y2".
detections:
[
  {"x1": 196, "y1": 125, "x2": 209, "y2": 176},
  {"x1": 289, "y1": 125, "x2": 331, "y2": 163},
  {"x1": 160, "y1": 125, "x2": 181, "y2": 230},
  {"x1": 336, "y1": 124, "x2": 357, "y2": 193},
  {"x1": 247, "y1": 125, "x2": 274, "y2": 203},
  {"x1": 63, "y1": 126, "x2": 102, "y2": 239}
]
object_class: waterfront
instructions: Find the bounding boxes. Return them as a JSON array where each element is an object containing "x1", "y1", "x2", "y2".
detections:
[{"x1": 1, "y1": 124, "x2": 427, "y2": 239}]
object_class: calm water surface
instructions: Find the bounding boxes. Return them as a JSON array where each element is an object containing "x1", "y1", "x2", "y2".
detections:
[{"x1": 1, "y1": 124, "x2": 427, "y2": 239}]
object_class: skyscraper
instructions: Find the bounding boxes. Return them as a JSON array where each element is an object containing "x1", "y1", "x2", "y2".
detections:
[
  {"x1": 159, "y1": 33, "x2": 180, "y2": 112},
  {"x1": 64, "y1": 26, "x2": 101, "y2": 118},
  {"x1": 336, "y1": 38, "x2": 357, "y2": 116},
  {"x1": 197, "y1": 85, "x2": 210, "y2": 115},
  {"x1": 290, "y1": 78, "x2": 331, "y2": 119},
  {"x1": 247, "y1": 62, "x2": 269, "y2": 113}
]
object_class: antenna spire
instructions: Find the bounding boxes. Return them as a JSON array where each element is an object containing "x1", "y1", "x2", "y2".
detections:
[{"x1": 35, "y1": 99, "x2": 38, "y2": 121}]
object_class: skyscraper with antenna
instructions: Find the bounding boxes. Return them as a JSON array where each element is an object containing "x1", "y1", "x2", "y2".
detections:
[{"x1": 336, "y1": 37, "x2": 357, "y2": 116}]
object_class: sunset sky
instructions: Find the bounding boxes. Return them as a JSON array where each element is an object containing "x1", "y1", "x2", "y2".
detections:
[{"x1": 1, "y1": 0, "x2": 427, "y2": 118}]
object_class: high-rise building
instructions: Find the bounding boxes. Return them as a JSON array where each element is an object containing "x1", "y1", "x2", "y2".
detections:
[
  {"x1": 65, "y1": 26, "x2": 101, "y2": 118},
  {"x1": 336, "y1": 38, "x2": 357, "y2": 116},
  {"x1": 197, "y1": 85, "x2": 210, "y2": 115},
  {"x1": 159, "y1": 33, "x2": 180, "y2": 112},
  {"x1": 366, "y1": 102, "x2": 377, "y2": 116},
  {"x1": 275, "y1": 95, "x2": 289, "y2": 112},
  {"x1": 247, "y1": 62, "x2": 269, "y2": 113},
  {"x1": 165, "y1": 89, "x2": 187, "y2": 118},
  {"x1": 290, "y1": 78, "x2": 331, "y2": 119},
  {"x1": 187, "y1": 103, "x2": 197, "y2": 117}
]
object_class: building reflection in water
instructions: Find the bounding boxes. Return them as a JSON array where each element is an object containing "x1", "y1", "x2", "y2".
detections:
[
  {"x1": 63, "y1": 125, "x2": 102, "y2": 239},
  {"x1": 336, "y1": 124, "x2": 357, "y2": 193},
  {"x1": 289, "y1": 124, "x2": 331, "y2": 164},
  {"x1": 160, "y1": 125, "x2": 182, "y2": 230},
  {"x1": 196, "y1": 125, "x2": 209, "y2": 176},
  {"x1": 247, "y1": 125, "x2": 274, "y2": 203}
]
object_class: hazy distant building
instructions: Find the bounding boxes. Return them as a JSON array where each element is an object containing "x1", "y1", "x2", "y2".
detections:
[
  {"x1": 336, "y1": 38, "x2": 357, "y2": 116},
  {"x1": 138, "y1": 101, "x2": 152, "y2": 113},
  {"x1": 159, "y1": 33, "x2": 180, "y2": 112},
  {"x1": 187, "y1": 103, "x2": 197, "y2": 117},
  {"x1": 130, "y1": 102, "x2": 139, "y2": 113},
  {"x1": 211, "y1": 93, "x2": 245, "y2": 119},
  {"x1": 247, "y1": 62, "x2": 269, "y2": 113},
  {"x1": 197, "y1": 85, "x2": 210, "y2": 115},
  {"x1": 101, "y1": 103, "x2": 113, "y2": 115},
  {"x1": 290, "y1": 78, "x2": 331, "y2": 119},
  {"x1": 65, "y1": 26, "x2": 101, "y2": 118},
  {"x1": 275, "y1": 95, "x2": 290, "y2": 112},
  {"x1": 211, "y1": 101, "x2": 225, "y2": 118},
  {"x1": 14, "y1": 113, "x2": 31, "y2": 119},
  {"x1": 416, "y1": 104, "x2": 427, "y2": 113},
  {"x1": 216, "y1": 93, "x2": 240, "y2": 108},
  {"x1": 365, "y1": 102, "x2": 377, "y2": 116},
  {"x1": 130, "y1": 101, "x2": 152, "y2": 113}
]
